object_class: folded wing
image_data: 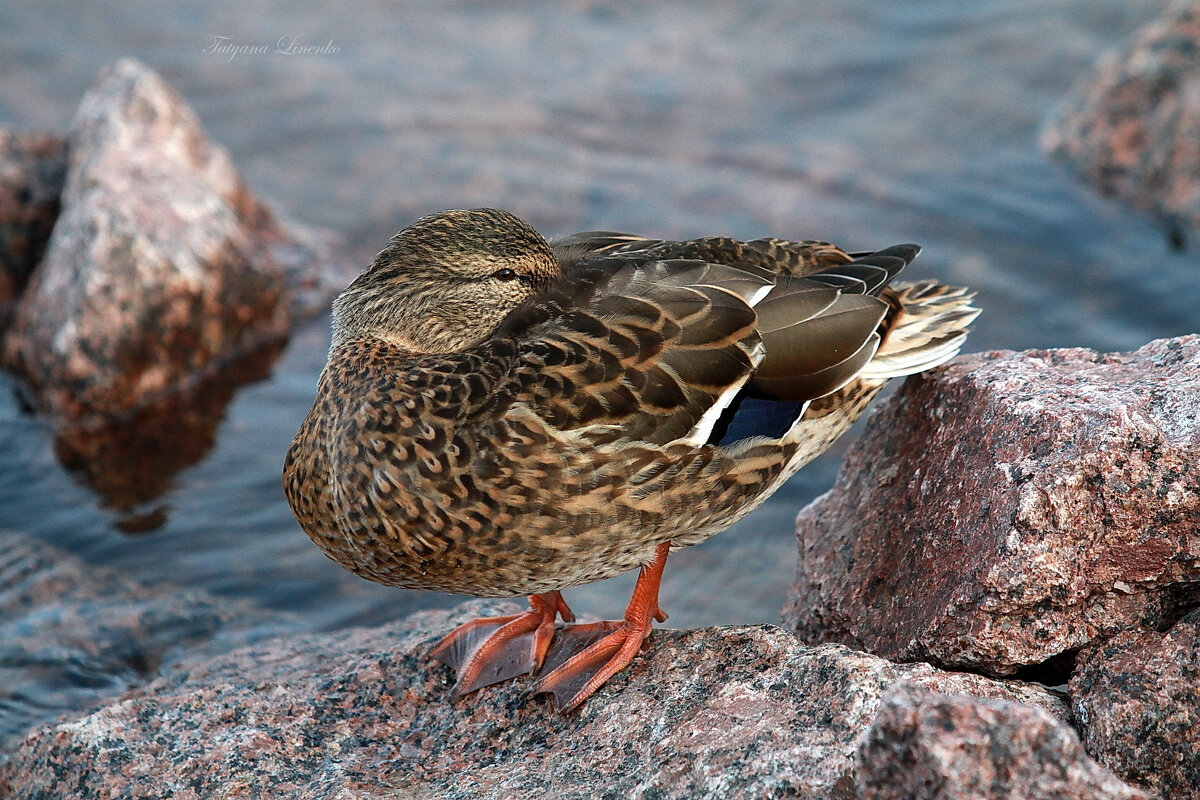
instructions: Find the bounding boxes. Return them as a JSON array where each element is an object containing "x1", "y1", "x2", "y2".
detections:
[{"x1": 486, "y1": 242, "x2": 926, "y2": 450}]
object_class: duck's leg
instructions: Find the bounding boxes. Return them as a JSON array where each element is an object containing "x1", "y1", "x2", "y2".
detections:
[
  {"x1": 429, "y1": 591, "x2": 575, "y2": 696},
  {"x1": 531, "y1": 541, "x2": 670, "y2": 713}
]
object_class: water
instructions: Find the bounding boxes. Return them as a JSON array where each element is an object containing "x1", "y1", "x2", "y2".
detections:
[{"x1": 0, "y1": 0, "x2": 1196, "y2": 734}]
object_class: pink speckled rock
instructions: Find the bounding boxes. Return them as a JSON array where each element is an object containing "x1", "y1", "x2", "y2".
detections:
[
  {"x1": 0, "y1": 129, "x2": 66, "y2": 329},
  {"x1": 1070, "y1": 610, "x2": 1200, "y2": 799},
  {"x1": 1, "y1": 59, "x2": 347, "y2": 424},
  {"x1": 1043, "y1": 1, "x2": 1200, "y2": 242},
  {"x1": 858, "y1": 684, "x2": 1148, "y2": 800},
  {"x1": 0, "y1": 600, "x2": 1071, "y2": 800},
  {"x1": 785, "y1": 335, "x2": 1200, "y2": 676}
]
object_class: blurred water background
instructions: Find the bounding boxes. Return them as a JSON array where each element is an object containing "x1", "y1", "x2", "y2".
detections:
[{"x1": 0, "y1": 1, "x2": 1194, "y2": 649}]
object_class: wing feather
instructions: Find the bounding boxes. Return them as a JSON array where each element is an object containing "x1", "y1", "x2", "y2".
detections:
[{"x1": 484, "y1": 264, "x2": 763, "y2": 447}]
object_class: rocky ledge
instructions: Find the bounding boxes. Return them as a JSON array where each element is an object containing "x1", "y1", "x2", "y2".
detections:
[
  {"x1": 0, "y1": 581, "x2": 1142, "y2": 800},
  {"x1": 0, "y1": 531, "x2": 291, "y2": 755}
]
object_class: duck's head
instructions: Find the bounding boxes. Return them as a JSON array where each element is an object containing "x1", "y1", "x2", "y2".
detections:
[{"x1": 331, "y1": 208, "x2": 559, "y2": 353}]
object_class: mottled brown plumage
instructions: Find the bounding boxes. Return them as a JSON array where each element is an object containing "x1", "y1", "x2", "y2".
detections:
[{"x1": 283, "y1": 208, "x2": 978, "y2": 711}]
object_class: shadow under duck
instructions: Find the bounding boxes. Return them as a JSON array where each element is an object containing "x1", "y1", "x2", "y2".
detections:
[{"x1": 283, "y1": 208, "x2": 978, "y2": 712}]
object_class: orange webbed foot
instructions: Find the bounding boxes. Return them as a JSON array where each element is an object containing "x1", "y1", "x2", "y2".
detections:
[
  {"x1": 429, "y1": 591, "x2": 574, "y2": 696},
  {"x1": 530, "y1": 542, "x2": 670, "y2": 713}
]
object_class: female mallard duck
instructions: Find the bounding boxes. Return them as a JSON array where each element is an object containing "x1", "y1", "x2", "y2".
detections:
[{"x1": 283, "y1": 208, "x2": 978, "y2": 712}]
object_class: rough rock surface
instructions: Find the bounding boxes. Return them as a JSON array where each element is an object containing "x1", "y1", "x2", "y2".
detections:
[
  {"x1": 857, "y1": 684, "x2": 1147, "y2": 800},
  {"x1": 1043, "y1": 1, "x2": 1200, "y2": 244},
  {"x1": 0, "y1": 130, "x2": 67, "y2": 328},
  {"x1": 1, "y1": 58, "x2": 347, "y2": 424},
  {"x1": 0, "y1": 530, "x2": 287, "y2": 752},
  {"x1": 785, "y1": 335, "x2": 1200, "y2": 677},
  {"x1": 1, "y1": 599, "x2": 1083, "y2": 800},
  {"x1": 1070, "y1": 610, "x2": 1200, "y2": 799}
]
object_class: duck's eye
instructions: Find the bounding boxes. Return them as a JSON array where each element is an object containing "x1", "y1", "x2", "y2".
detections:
[{"x1": 491, "y1": 267, "x2": 518, "y2": 281}]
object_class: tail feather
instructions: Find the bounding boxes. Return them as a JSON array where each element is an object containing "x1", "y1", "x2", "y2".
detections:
[{"x1": 861, "y1": 280, "x2": 980, "y2": 380}]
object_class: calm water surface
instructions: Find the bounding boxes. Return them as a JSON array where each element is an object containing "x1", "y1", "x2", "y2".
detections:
[{"x1": 0, "y1": 2, "x2": 1194, "y2": 649}]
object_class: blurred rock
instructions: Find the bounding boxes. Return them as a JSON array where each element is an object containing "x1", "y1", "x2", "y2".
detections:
[
  {"x1": 1043, "y1": 1, "x2": 1200, "y2": 246},
  {"x1": 0, "y1": 130, "x2": 66, "y2": 329},
  {"x1": 0, "y1": 530, "x2": 288, "y2": 753},
  {"x1": 785, "y1": 335, "x2": 1200, "y2": 677},
  {"x1": 1, "y1": 601, "x2": 1070, "y2": 800},
  {"x1": 857, "y1": 684, "x2": 1147, "y2": 800},
  {"x1": 1, "y1": 58, "x2": 348, "y2": 425},
  {"x1": 1070, "y1": 610, "x2": 1200, "y2": 799}
]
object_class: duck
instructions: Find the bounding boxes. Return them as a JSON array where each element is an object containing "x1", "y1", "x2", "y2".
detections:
[{"x1": 283, "y1": 208, "x2": 978, "y2": 713}]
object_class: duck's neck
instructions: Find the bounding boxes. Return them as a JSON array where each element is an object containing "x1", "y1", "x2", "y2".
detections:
[
  {"x1": 329, "y1": 327, "x2": 429, "y2": 355},
  {"x1": 326, "y1": 334, "x2": 424, "y2": 369}
]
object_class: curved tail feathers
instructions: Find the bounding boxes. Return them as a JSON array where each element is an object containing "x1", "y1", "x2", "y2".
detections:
[{"x1": 861, "y1": 281, "x2": 980, "y2": 381}]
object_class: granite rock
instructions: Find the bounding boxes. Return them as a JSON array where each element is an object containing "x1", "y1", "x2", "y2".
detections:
[
  {"x1": 857, "y1": 684, "x2": 1147, "y2": 800},
  {"x1": 785, "y1": 335, "x2": 1200, "y2": 677},
  {"x1": 1, "y1": 600, "x2": 1072, "y2": 800},
  {"x1": 1, "y1": 58, "x2": 347, "y2": 424},
  {"x1": 0, "y1": 130, "x2": 67, "y2": 329},
  {"x1": 1070, "y1": 610, "x2": 1200, "y2": 799},
  {"x1": 1043, "y1": 1, "x2": 1200, "y2": 245},
  {"x1": 0, "y1": 530, "x2": 288, "y2": 753}
]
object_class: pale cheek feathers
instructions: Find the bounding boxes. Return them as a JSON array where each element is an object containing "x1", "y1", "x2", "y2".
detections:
[{"x1": 427, "y1": 286, "x2": 532, "y2": 349}]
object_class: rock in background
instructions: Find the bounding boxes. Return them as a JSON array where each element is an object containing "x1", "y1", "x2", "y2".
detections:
[
  {"x1": 1043, "y1": 0, "x2": 1200, "y2": 246},
  {"x1": 0, "y1": 130, "x2": 66, "y2": 329},
  {"x1": 0, "y1": 58, "x2": 349, "y2": 426},
  {"x1": 0, "y1": 596, "x2": 1143, "y2": 800}
]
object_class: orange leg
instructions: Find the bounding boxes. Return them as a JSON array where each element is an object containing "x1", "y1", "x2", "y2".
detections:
[
  {"x1": 531, "y1": 541, "x2": 670, "y2": 713},
  {"x1": 429, "y1": 590, "x2": 575, "y2": 696}
]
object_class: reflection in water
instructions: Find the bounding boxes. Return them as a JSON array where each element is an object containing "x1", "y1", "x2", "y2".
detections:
[{"x1": 50, "y1": 338, "x2": 286, "y2": 529}]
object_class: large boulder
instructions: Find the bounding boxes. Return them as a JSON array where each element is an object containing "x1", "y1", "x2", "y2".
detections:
[
  {"x1": 784, "y1": 335, "x2": 1200, "y2": 678},
  {"x1": 0, "y1": 130, "x2": 67, "y2": 329},
  {"x1": 1070, "y1": 610, "x2": 1200, "y2": 799},
  {"x1": 1, "y1": 59, "x2": 345, "y2": 425},
  {"x1": 1043, "y1": 1, "x2": 1200, "y2": 244},
  {"x1": 0, "y1": 599, "x2": 1096, "y2": 800}
]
